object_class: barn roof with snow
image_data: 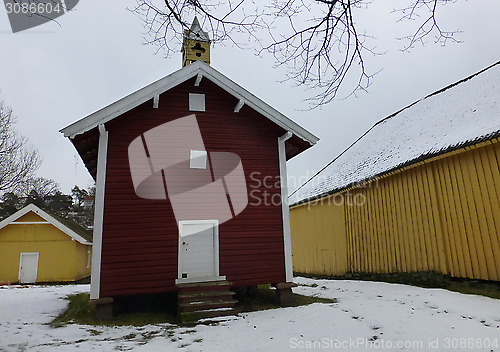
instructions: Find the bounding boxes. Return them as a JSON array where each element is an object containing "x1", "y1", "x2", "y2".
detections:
[{"x1": 290, "y1": 60, "x2": 500, "y2": 206}]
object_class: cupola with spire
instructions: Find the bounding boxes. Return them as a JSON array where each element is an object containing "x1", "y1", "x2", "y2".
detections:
[{"x1": 182, "y1": 17, "x2": 211, "y2": 67}]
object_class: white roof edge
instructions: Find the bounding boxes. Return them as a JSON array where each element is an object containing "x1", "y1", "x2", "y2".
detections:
[
  {"x1": 0, "y1": 203, "x2": 92, "y2": 245},
  {"x1": 199, "y1": 63, "x2": 319, "y2": 145},
  {"x1": 60, "y1": 64, "x2": 200, "y2": 138},
  {"x1": 60, "y1": 61, "x2": 319, "y2": 145}
]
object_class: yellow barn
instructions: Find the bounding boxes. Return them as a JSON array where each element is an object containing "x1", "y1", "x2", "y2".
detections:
[
  {"x1": 0, "y1": 204, "x2": 92, "y2": 284},
  {"x1": 289, "y1": 61, "x2": 500, "y2": 282}
]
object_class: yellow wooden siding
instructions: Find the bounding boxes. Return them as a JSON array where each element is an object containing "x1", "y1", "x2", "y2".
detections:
[
  {"x1": 14, "y1": 212, "x2": 46, "y2": 222},
  {"x1": 290, "y1": 198, "x2": 347, "y2": 276},
  {"x1": 0, "y1": 217, "x2": 92, "y2": 283},
  {"x1": 290, "y1": 139, "x2": 500, "y2": 281}
]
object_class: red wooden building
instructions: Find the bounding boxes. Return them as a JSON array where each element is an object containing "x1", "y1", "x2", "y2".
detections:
[{"x1": 60, "y1": 19, "x2": 318, "y2": 318}]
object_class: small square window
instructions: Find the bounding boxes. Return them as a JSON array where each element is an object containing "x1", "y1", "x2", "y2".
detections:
[
  {"x1": 190, "y1": 150, "x2": 207, "y2": 169},
  {"x1": 189, "y1": 93, "x2": 205, "y2": 112}
]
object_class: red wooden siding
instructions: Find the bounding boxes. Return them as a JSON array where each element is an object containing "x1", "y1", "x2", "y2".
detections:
[{"x1": 98, "y1": 77, "x2": 287, "y2": 297}]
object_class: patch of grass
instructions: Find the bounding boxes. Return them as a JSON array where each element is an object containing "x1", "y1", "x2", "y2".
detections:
[
  {"x1": 87, "y1": 328, "x2": 102, "y2": 336},
  {"x1": 51, "y1": 292, "x2": 179, "y2": 327},
  {"x1": 51, "y1": 285, "x2": 337, "y2": 327},
  {"x1": 51, "y1": 293, "x2": 93, "y2": 327},
  {"x1": 235, "y1": 285, "x2": 336, "y2": 313},
  {"x1": 180, "y1": 329, "x2": 197, "y2": 334}
]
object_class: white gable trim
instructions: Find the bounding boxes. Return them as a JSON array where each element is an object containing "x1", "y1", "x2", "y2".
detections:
[
  {"x1": 60, "y1": 61, "x2": 319, "y2": 145},
  {"x1": 234, "y1": 99, "x2": 245, "y2": 113},
  {"x1": 0, "y1": 204, "x2": 92, "y2": 245},
  {"x1": 194, "y1": 73, "x2": 203, "y2": 86}
]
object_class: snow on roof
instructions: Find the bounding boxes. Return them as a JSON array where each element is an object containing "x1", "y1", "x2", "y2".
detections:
[{"x1": 290, "y1": 61, "x2": 500, "y2": 206}]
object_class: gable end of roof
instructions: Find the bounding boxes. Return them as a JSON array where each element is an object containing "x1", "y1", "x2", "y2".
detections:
[
  {"x1": 0, "y1": 204, "x2": 92, "y2": 245},
  {"x1": 60, "y1": 61, "x2": 319, "y2": 146}
]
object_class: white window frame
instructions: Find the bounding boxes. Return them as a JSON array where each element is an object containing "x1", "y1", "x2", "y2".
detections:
[
  {"x1": 189, "y1": 93, "x2": 206, "y2": 112},
  {"x1": 87, "y1": 250, "x2": 91, "y2": 269},
  {"x1": 189, "y1": 150, "x2": 208, "y2": 169}
]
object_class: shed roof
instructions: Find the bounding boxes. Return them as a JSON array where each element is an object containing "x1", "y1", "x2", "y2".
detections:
[
  {"x1": 60, "y1": 60, "x2": 318, "y2": 146},
  {"x1": 0, "y1": 204, "x2": 92, "y2": 245},
  {"x1": 290, "y1": 60, "x2": 500, "y2": 206}
]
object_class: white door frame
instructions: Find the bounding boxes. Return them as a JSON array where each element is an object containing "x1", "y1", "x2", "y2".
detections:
[
  {"x1": 18, "y1": 252, "x2": 39, "y2": 283},
  {"x1": 176, "y1": 220, "x2": 225, "y2": 284}
]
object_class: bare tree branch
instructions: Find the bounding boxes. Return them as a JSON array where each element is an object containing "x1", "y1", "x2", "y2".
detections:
[
  {"x1": 394, "y1": 0, "x2": 461, "y2": 50},
  {"x1": 132, "y1": 0, "x2": 461, "y2": 108},
  {"x1": 0, "y1": 100, "x2": 41, "y2": 194},
  {"x1": 14, "y1": 177, "x2": 60, "y2": 198}
]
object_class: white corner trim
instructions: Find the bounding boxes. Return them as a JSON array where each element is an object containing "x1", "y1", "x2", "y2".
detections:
[
  {"x1": 90, "y1": 124, "x2": 109, "y2": 300},
  {"x1": 234, "y1": 99, "x2": 245, "y2": 113},
  {"x1": 278, "y1": 132, "x2": 293, "y2": 282},
  {"x1": 194, "y1": 73, "x2": 203, "y2": 86},
  {"x1": 153, "y1": 95, "x2": 159, "y2": 109}
]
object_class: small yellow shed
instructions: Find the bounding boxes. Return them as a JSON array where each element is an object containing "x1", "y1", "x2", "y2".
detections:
[{"x1": 0, "y1": 203, "x2": 92, "y2": 284}]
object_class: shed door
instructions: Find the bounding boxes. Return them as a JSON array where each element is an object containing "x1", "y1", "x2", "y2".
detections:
[
  {"x1": 19, "y1": 253, "x2": 39, "y2": 284},
  {"x1": 178, "y1": 220, "x2": 219, "y2": 281}
]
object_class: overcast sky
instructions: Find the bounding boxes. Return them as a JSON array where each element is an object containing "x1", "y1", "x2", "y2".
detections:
[{"x1": 1, "y1": 0, "x2": 499, "y2": 195}]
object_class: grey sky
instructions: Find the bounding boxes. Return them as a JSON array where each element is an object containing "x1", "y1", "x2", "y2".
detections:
[{"x1": 0, "y1": 0, "x2": 499, "y2": 194}]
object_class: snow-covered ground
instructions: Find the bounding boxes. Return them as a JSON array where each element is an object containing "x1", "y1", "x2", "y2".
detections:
[{"x1": 1, "y1": 278, "x2": 499, "y2": 351}]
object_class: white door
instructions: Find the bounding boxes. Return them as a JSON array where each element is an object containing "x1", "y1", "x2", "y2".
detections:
[
  {"x1": 178, "y1": 220, "x2": 219, "y2": 281},
  {"x1": 19, "y1": 253, "x2": 39, "y2": 284}
]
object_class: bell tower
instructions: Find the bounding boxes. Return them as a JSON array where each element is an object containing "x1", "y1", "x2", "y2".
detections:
[{"x1": 182, "y1": 17, "x2": 211, "y2": 67}]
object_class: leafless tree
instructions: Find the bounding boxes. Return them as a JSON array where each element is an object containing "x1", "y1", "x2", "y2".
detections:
[
  {"x1": 14, "y1": 177, "x2": 60, "y2": 198},
  {"x1": 0, "y1": 100, "x2": 40, "y2": 193},
  {"x1": 132, "y1": 0, "x2": 460, "y2": 108}
]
